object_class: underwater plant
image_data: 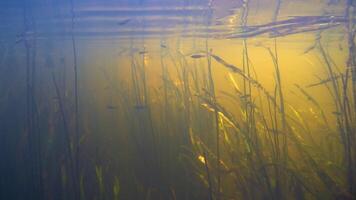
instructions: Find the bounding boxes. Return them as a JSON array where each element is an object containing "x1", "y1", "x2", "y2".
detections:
[{"x1": 0, "y1": 0, "x2": 355, "y2": 200}]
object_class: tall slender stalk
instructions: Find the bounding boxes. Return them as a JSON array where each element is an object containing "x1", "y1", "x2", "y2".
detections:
[
  {"x1": 51, "y1": 72, "x2": 77, "y2": 200},
  {"x1": 205, "y1": 41, "x2": 221, "y2": 200},
  {"x1": 343, "y1": 1, "x2": 355, "y2": 195},
  {"x1": 346, "y1": 2, "x2": 356, "y2": 195},
  {"x1": 203, "y1": 151, "x2": 213, "y2": 200},
  {"x1": 204, "y1": 3, "x2": 221, "y2": 199},
  {"x1": 267, "y1": 39, "x2": 288, "y2": 199},
  {"x1": 22, "y1": 1, "x2": 43, "y2": 199},
  {"x1": 69, "y1": 0, "x2": 80, "y2": 199}
]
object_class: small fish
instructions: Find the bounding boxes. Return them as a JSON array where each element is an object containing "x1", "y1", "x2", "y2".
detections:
[
  {"x1": 214, "y1": 21, "x2": 224, "y2": 26},
  {"x1": 139, "y1": 50, "x2": 148, "y2": 55},
  {"x1": 339, "y1": 43, "x2": 343, "y2": 51},
  {"x1": 245, "y1": 101, "x2": 256, "y2": 108},
  {"x1": 240, "y1": 94, "x2": 251, "y2": 99},
  {"x1": 107, "y1": 105, "x2": 117, "y2": 110},
  {"x1": 332, "y1": 111, "x2": 342, "y2": 116},
  {"x1": 134, "y1": 105, "x2": 147, "y2": 110},
  {"x1": 117, "y1": 49, "x2": 128, "y2": 56},
  {"x1": 15, "y1": 37, "x2": 23, "y2": 44},
  {"x1": 16, "y1": 31, "x2": 35, "y2": 44},
  {"x1": 117, "y1": 19, "x2": 131, "y2": 26},
  {"x1": 160, "y1": 44, "x2": 167, "y2": 48},
  {"x1": 328, "y1": 0, "x2": 341, "y2": 5},
  {"x1": 190, "y1": 54, "x2": 206, "y2": 59}
]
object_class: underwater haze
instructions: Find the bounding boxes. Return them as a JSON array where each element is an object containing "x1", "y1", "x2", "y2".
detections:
[{"x1": 1, "y1": 0, "x2": 356, "y2": 199}]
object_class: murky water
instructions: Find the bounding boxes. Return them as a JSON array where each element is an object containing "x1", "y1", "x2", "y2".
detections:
[{"x1": 1, "y1": 0, "x2": 356, "y2": 200}]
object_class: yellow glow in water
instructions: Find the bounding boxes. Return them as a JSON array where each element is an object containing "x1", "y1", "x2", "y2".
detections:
[{"x1": 198, "y1": 155, "x2": 206, "y2": 164}]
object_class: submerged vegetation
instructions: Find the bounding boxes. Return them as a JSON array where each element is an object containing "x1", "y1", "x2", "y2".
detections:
[{"x1": 0, "y1": 0, "x2": 356, "y2": 200}]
